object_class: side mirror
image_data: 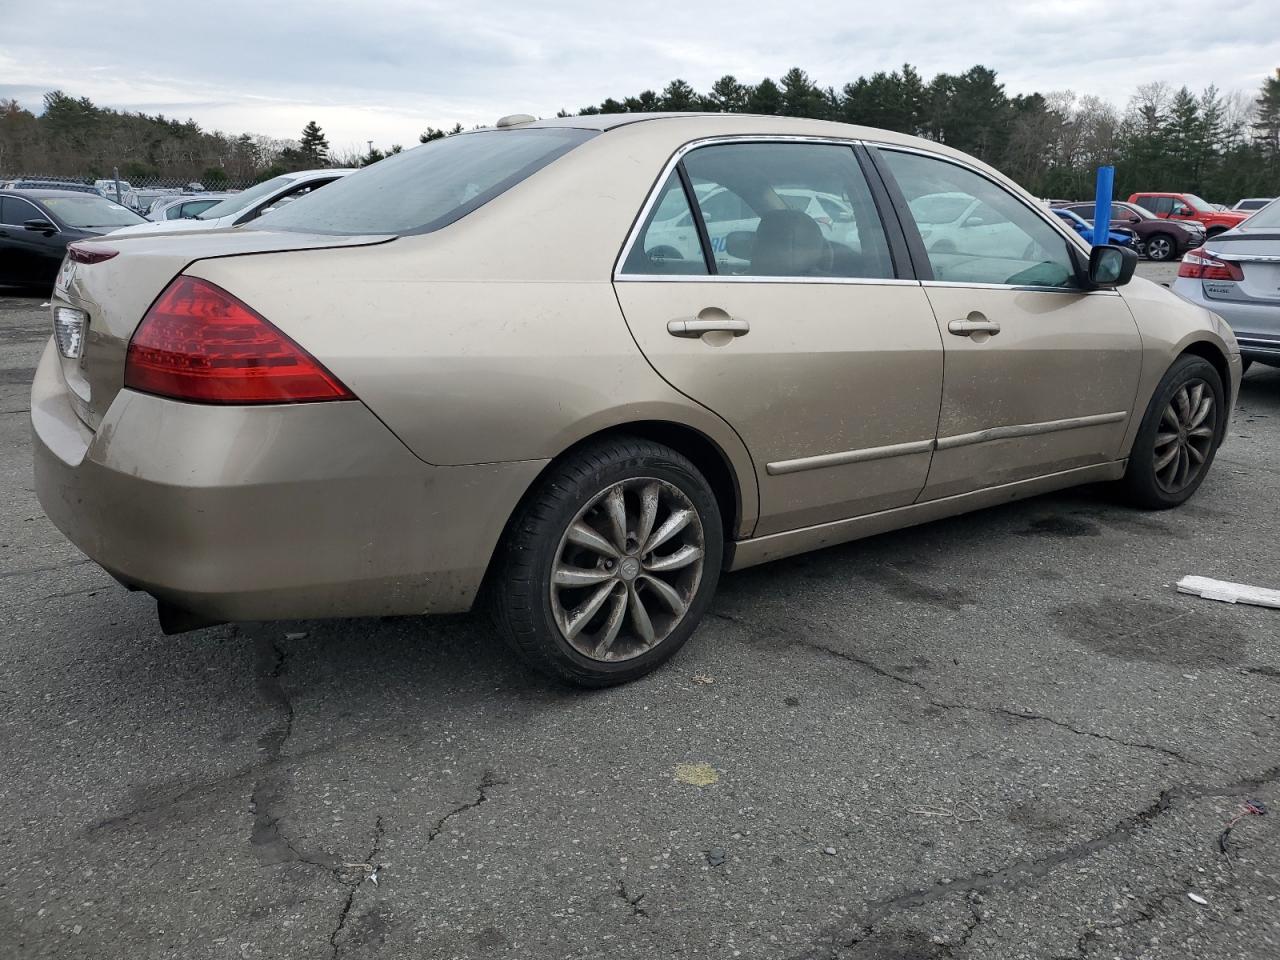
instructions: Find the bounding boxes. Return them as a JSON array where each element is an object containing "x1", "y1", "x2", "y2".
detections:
[
  {"x1": 24, "y1": 218, "x2": 56, "y2": 234},
  {"x1": 1128, "y1": 215, "x2": 1141, "y2": 223},
  {"x1": 1088, "y1": 244, "x2": 1138, "y2": 288}
]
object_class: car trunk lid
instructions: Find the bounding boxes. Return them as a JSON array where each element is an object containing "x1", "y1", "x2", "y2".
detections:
[
  {"x1": 51, "y1": 228, "x2": 392, "y2": 430},
  {"x1": 1202, "y1": 233, "x2": 1280, "y2": 306}
]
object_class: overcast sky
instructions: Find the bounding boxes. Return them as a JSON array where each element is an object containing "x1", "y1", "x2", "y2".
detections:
[{"x1": 2, "y1": 0, "x2": 1276, "y2": 152}]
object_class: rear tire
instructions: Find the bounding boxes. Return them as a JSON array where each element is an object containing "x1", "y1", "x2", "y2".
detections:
[
  {"x1": 1121, "y1": 355, "x2": 1225, "y2": 509},
  {"x1": 491, "y1": 436, "x2": 723, "y2": 686}
]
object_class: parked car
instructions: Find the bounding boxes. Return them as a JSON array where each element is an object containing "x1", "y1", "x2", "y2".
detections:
[
  {"x1": 0, "y1": 189, "x2": 144, "y2": 288},
  {"x1": 1127, "y1": 192, "x2": 1249, "y2": 238},
  {"x1": 146, "y1": 193, "x2": 236, "y2": 221},
  {"x1": 1171, "y1": 198, "x2": 1280, "y2": 371},
  {"x1": 3, "y1": 179, "x2": 99, "y2": 194},
  {"x1": 107, "y1": 169, "x2": 354, "y2": 236},
  {"x1": 1049, "y1": 208, "x2": 1137, "y2": 247},
  {"x1": 121, "y1": 187, "x2": 181, "y2": 214},
  {"x1": 94, "y1": 179, "x2": 133, "y2": 201},
  {"x1": 1059, "y1": 201, "x2": 1202, "y2": 261},
  {"x1": 34, "y1": 115, "x2": 1240, "y2": 685},
  {"x1": 1232, "y1": 198, "x2": 1274, "y2": 213}
]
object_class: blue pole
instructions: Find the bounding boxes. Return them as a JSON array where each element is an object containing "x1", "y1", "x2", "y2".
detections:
[{"x1": 1093, "y1": 165, "x2": 1115, "y2": 246}]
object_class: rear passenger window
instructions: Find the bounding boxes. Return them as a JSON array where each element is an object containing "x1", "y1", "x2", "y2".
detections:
[
  {"x1": 621, "y1": 173, "x2": 709, "y2": 275},
  {"x1": 681, "y1": 143, "x2": 894, "y2": 279}
]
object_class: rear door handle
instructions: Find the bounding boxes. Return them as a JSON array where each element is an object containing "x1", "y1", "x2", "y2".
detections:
[
  {"x1": 667, "y1": 318, "x2": 750, "y2": 338},
  {"x1": 947, "y1": 318, "x2": 1001, "y2": 337}
]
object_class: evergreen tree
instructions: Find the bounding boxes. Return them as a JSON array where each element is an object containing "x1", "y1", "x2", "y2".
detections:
[
  {"x1": 660, "y1": 79, "x2": 699, "y2": 112},
  {"x1": 1254, "y1": 68, "x2": 1280, "y2": 165},
  {"x1": 746, "y1": 78, "x2": 783, "y2": 115},
  {"x1": 705, "y1": 76, "x2": 747, "y2": 113},
  {"x1": 298, "y1": 120, "x2": 329, "y2": 165},
  {"x1": 779, "y1": 67, "x2": 825, "y2": 118}
]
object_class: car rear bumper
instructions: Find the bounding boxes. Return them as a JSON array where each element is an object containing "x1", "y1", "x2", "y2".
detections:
[
  {"x1": 1169, "y1": 278, "x2": 1280, "y2": 357},
  {"x1": 31, "y1": 339, "x2": 545, "y2": 621}
]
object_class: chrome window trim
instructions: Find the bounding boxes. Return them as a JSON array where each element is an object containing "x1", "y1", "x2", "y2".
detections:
[
  {"x1": 615, "y1": 274, "x2": 920, "y2": 286},
  {"x1": 767, "y1": 439, "x2": 934, "y2": 476},
  {"x1": 922, "y1": 279, "x2": 1120, "y2": 297},
  {"x1": 614, "y1": 134, "x2": 906, "y2": 284}
]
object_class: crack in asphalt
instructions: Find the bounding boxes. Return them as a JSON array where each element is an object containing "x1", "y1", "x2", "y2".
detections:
[
  {"x1": 427, "y1": 770, "x2": 507, "y2": 843},
  {"x1": 711, "y1": 610, "x2": 1203, "y2": 767},
  {"x1": 811, "y1": 765, "x2": 1280, "y2": 958},
  {"x1": 329, "y1": 816, "x2": 386, "y2": 959},
  {"x1": 617, "y1": 879, "x2": 649, "y2": 919}
]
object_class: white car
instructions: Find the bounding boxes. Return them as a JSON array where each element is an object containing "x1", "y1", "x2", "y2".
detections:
[
  {"x1": 1232, "y1": 197, "x2": 1275, "y2": 213},
  {"x1": 108, "y1": 169, "x2": 354, "y2": 236},
  {"x1": 910, "y1": 191, "x2": 1028, "y2": 258},
  {"x1": 645, "y1": 185, "x2": 866, "y2": 270}
]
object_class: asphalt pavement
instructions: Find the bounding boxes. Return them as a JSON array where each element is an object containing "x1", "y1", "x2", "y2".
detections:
[{"x1": 1, "y1": 265, "x2": 1277, "y2": 959}]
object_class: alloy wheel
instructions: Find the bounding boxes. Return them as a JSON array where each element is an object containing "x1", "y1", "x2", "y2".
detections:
[
  {"x1": 549, "y1": 478, "x2": 705, "y2": 662},
  {"x1": 1153, "y1": 379, "x2": 1216, "y2": 494},
  {"x1": 1146, "y1": 236, "x2": 1172, "y2": 261}
]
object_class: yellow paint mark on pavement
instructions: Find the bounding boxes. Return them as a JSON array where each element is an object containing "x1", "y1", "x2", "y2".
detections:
[{"x1": 674, "y1": 762, "x2": 719, "y2": 787}]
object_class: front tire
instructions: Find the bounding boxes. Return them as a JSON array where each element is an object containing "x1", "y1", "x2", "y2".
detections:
[
  {"x1": 1144, "y1": 233, "x2": 1175, "y2": 261},
  {"x1": 1121, "y1": 355, "x2": 1225, "y2": 509},
  {"x1": 492, "y1": 437, "x2": 723, "y2": 686}
]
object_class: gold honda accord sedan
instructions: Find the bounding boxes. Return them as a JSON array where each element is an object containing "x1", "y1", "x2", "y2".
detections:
[{"x1": 32, "y1": 113, "x2": 1241, "y2": 685}]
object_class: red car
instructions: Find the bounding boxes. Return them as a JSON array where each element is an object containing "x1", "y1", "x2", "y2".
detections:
[{"x1": 1127, "y1": 192, "x2": 1249, "y2": 238}]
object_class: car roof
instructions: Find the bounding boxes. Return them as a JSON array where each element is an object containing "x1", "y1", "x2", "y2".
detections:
[
  {"x1": 472, "y1": 112, "x2": 956, "y2": 154},
  {"x1": 4, "y1": 188, "x2": 106, "y2": 199}
]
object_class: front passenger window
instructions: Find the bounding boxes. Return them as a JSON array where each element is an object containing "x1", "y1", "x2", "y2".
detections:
[{"x1": 882, "y1": 150, "x2": 1078, "y2": 288}]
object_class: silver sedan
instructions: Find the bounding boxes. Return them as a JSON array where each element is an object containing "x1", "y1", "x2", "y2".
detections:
[{"x1": 1172, "y1": 198, "x2": 1280, "y2": 369}]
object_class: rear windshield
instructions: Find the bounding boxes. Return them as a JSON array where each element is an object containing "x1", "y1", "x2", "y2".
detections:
[
  {"x1": 254, "y1": 128, "x2": 596, "y2": 236},
  {"x1": 197, "y1": 176, "x2": 294, "y2": 220},
  {"x1": 42, "y1": 195, "x2": 145, "y2": 228},
  {"x1": 1243, "y1": 199, "x2": 1280, "y2": 228}
]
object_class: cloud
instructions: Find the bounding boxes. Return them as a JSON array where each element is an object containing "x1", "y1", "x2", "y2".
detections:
[{"x1": 0, "y1": 0, "x2": 1276, "y2": 147}]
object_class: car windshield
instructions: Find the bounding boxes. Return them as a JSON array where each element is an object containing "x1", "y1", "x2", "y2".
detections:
[
  {"x1": 41, "y1": 195, "x2": 145, "y2": 228},
  {"x1": 196, "y1": 176, "x2": 294, "y2": 220},
  {"x1": 1183, "y1": 194, "x2": 1213, "y2": 211},
  {"x1": 254, "y1": 128, "x2": 597, "y2": 236},
  {"x1": 908, "y1": 194, "x2": 973, "y2": 224},
  {"x1": 1243, "y1": 199, "x2": 1280, "y2": 228}
]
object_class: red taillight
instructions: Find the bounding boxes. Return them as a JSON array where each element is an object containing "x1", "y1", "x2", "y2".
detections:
[
  {"x1": 1178, "y1": 247, "x2": 1244, "y2": 282},
  {"x1": 67, "y1": 243, "x2": 119, "y2": 264},
  {"x1": 124, "y1": 276, "x2": 353, "y2": 404}
]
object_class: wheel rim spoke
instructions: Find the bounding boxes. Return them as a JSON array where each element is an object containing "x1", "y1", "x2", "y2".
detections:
[
  {"x1": 640, "y1": 574, "x2": 686, "y2": 615},
  {"x1": 1153, "y1": 444, "x2": 1179, "y2": 472},
  {"x1": 591, "y1": 587, "x2": 629, "y2": 659},
  {"x1": 564, "y1": 581, "x2": 618, "y2": 640},
  {"x1": 1189, "y1": 396, "x2": 1213, "y2": 429},
  {"x1": 1154, "y1": 431, "x2": 1178, "y2": 449},
  {"x1": 567, "y1": 520, "x2": 619, "y2": 559},
  {"x1": 645, "y1": 508, "x2": 692, "y2": 554},
  {"x1": 1187, "y1": 443, "x2": 1206, "y2": 465},
  {"x1": 553, "y1": 564, "x2": 614, "y2": 587},
  {"x1": 627, "y1": 583, "x2": 656, "y2": 646},
  {"x1": 602, "y1": 487, "x2": 628, "y2": 552},
  {"x1": 1161, "y1": 406, "x2": 1180, "y2": 431},
  {"x1": 644, "y1": 544, "x2": 702, "y2": 572},
  {"x1": 635, "y1": 482, "x2": 661, "y2": 551}
]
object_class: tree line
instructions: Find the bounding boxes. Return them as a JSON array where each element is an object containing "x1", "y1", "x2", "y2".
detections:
[
  {"x1": 561, "y1": 66, "x2": 1280, "y2": 201},
  {"x1": 2, "y1": 65, "x2": 1278, "y2": 201}
]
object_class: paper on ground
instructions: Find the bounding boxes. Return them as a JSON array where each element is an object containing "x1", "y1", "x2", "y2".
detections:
[{"x1": 1177, "y1": 575, "x2": 1280, "y2": 609}]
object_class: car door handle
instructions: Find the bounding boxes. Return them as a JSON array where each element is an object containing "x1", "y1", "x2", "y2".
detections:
[
  {"x1": 947, "y1": 318, "x2": 1001, "y2": 337},
  {"x1": 667, "y1": 318, "x2": 750, "y2": 338}
]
